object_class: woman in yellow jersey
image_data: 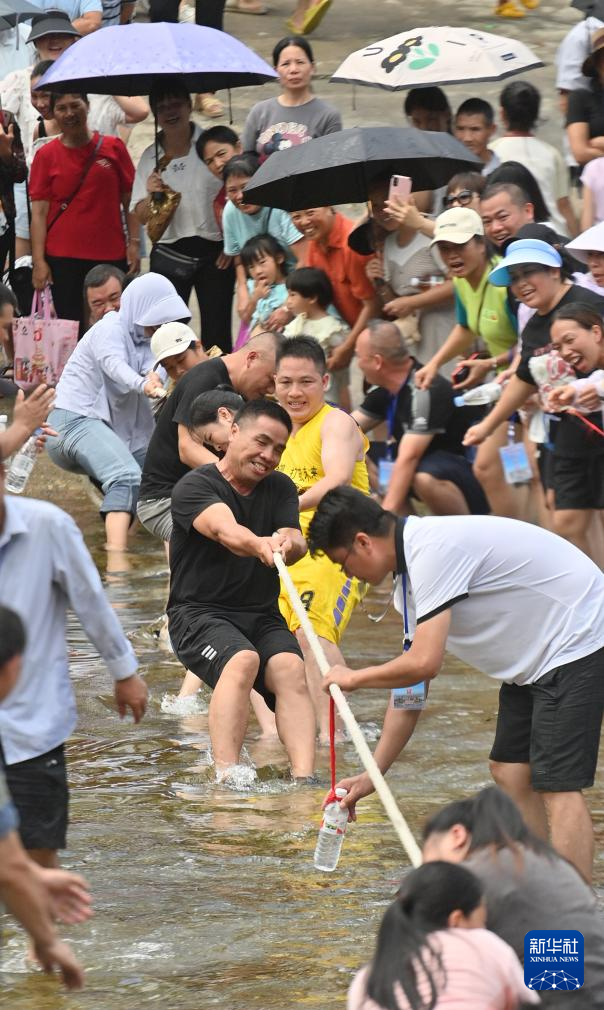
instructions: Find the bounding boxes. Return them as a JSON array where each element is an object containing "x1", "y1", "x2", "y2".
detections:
[
  {"x1": 274, "y1": 336, "x2": 369, "y2": 743},
  {"x1": 413, "y1": 207, "x2": 524, "y2": 520}
]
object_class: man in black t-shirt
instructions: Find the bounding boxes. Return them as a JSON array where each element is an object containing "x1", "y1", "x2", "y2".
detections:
[
  {"x1": 353, "y1": 321, "x2": 489, "y2": 515},
  {"x1": 137, "y1": 330, "x2": 281, "y2": 543},
  {"x1": 168, "y1": 399, "x2": 316, "y2": 781}
]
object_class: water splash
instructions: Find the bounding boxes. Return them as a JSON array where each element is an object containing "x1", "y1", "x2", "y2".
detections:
[
  {"x1": 160, "y1": 692, "x2": 208, "y2": 715},
  {"x1": 215, "y1": 764, "x2": 259, "y2": 790}
]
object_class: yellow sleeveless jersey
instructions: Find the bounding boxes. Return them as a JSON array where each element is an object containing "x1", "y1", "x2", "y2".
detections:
[{"x1": 277, "y1": 403, "x2": 370, "y2": 537}]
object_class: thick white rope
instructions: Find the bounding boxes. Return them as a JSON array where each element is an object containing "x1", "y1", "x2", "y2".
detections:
[{"x1": 274, "y1": 552, "x2": 422, "y2": 868}]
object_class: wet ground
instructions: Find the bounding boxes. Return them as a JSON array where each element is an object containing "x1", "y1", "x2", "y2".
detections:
[
  {"x1": 3, "y1": 2, "x2": 604, "y2": 1005},
  {"x1": 1, "y1": 458, "x2": 603, "y2": 1009}
]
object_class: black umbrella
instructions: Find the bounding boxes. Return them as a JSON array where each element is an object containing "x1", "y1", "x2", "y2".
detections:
[
  {"x1": 570, "y1": 0, "x2": 603, "y2": 14},
  {"x1": 0, "y1": 0, "x2": 40, "y2": 30},
  {"x1": 243, "y1": 127, "x2": 481, "y2": 211}
]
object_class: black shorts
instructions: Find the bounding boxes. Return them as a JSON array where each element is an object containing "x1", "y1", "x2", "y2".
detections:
[
  {"x1": 489, "y1": 647, "x2": 604, "y2": 792},
  {"x1": 2, "y1": 744, "x2": 69, "y2": 850},
  {"x1": 168, "y1": 606, "x2": 303, "y2": 712},
  {"x1": 536, "y1": 444, "x2": 554, "y2": 492},
  {"x1": 552, "y1": 454, "x2": 604, "y2": 510},
  {"x1": 416, "y1": 449, "x2": 490, "y2": 515}
]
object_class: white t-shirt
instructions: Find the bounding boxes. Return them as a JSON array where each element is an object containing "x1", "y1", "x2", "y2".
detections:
[
  {"x1": 490, "y1": 135, "x2": 570, "y2": 235},
  {"x1": 394, "y1": 515, "x2": 604, "y2": 685},
  {"x1": 130, "y1": 124, "x2": 222, "y2": 243},
  {"x1": 556, "y1": 16, "x2": 604, "y2": 92}
]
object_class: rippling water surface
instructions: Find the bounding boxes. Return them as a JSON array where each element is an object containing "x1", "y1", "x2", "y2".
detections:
[{"x1": 2, "y1": 470, "x2": 603, "y2": 1009}]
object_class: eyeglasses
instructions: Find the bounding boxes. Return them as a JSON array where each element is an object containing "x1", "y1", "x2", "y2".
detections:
[
  {"x1": 339, "y1": 541, "x2": 355, "y2": 575},
  {"x1": 443, "y1": 189, "x2": 476, "y2": 209}
]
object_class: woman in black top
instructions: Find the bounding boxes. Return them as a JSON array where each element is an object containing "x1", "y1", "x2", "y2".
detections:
[
  {"x1": 566, "y1": 28, "x2": 604, "y2": 165},
  {"x1": 464, "y1": 238, "x2": 604, "y2": 551}
]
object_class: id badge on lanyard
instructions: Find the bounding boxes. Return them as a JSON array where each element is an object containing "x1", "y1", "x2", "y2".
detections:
[
  {"x1": 378, "y1": 381, "x2": 406, "y2": 494},
  {"x1": 391, "y1": 519, "x2": 427, "y2": 711}
]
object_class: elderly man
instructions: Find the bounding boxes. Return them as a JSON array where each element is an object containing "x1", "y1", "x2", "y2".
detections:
[
  {"x1": 309, "y1": 486, "x2": 604, "y2": 883},
  {"x1": 84, "y1": 264, "x2": 125, "y2": 325},
  {"x1": 352, "y1": 320, "x2": 489, "y2": 516}
]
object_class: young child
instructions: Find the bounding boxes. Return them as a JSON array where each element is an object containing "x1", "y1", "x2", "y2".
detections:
[
  {"x1": 284, "y1": 266, "x2": 351, "y2": 408},
  {"x1": 239, "y1": 234, "x2": 289, "y2": 335},
  {"x1": 196, "y1": 125, "x2": 242, "y2": 232},
  {"x1": 221, "y1": 153, "x2": 305, "y2": 328}
]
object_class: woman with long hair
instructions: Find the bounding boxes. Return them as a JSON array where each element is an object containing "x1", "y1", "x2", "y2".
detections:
[
  {"x1": 347, "y1": 860, "x2": 535, "y2": 1010},
  {"x1": 422, "y1": 787, "x2": 604, "y2": 1007}
]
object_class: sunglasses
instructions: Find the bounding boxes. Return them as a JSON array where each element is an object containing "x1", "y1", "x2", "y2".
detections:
[{"x1": 443, "y1": 189, "x2": 476, "y2": 209}]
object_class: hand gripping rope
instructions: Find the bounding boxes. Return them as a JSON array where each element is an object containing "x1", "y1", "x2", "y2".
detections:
[{"x1": 274, "y1": 552, "x2": 422, "y2": 868}]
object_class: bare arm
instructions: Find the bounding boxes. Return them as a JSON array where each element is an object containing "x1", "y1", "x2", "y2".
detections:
[
  {"x1": 463, "y1": 373, "x2": 535, "y2": 446},
  {"x1": 327, "y1": 295, "x2": 382, "y2": 370},
  {"x1": 384, "y1": 280, "x2": 454, "y2": 320},
  {"x1": 0, "y1": 831, "x2": 84, "y2": 989},
  {"x1": 557, "y1": 195, "x2": 578, "y2": 237},
  {"x1": 72, "y1": 11, "x2": 102, "y2": 34},
  {"x1": 325, "y1": 608, "x2": 451, "y2": 692},
  {"x1": 31, "y1": 199, "x2": 51, "y2": 290},
  {"x1": 297, "y1": 410, "x2": 364, "y2": 512},
  {"x1": 414, "y1": 324, "x2": 475, "y2": 389},
  {"x1": 274, "y1": 526, "x2": 307, "y2": 564},
  {"x1": 351, "y1": 408, "x2": 377, "y2": 434},
  {"x1": 566, "y1": 122, "x2": 604, "y2": 165},
  {"x1": 381, "y1": 433, "x2": 434, "y2": 513},
  {"x1": 0, "y1": 386, "x2": 55, "y2": 460},
  {"x1": 177, "y1": 424, "x2": 219, "y2": 468},
  {"x1": 113, "y1": 96, "x2": 150, "y2": 124},
  {"x1": 193, "y1": 502, "x2": 296, "y2": 566},
  {"x1": 335, "y1": 703, "x2": 423, "y2": 819}
]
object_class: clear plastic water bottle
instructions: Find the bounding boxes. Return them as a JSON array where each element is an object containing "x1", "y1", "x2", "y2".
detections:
[
  {"x1": 454, "y1": 382, "x2": 502, "y2": 407},
  {"x1": 5, "y1": 433, "x2": 38, "y2": 494},
  {"x1": 314, "y1": 787, "x2": 348, "y2": 872}
]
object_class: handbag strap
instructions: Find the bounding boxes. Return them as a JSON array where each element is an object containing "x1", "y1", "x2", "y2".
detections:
[{"x1": 47, "y1": 133, "x2": 104, "y2": 235}]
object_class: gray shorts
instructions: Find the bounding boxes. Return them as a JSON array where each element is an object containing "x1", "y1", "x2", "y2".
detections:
[{"x1": 137, "y1": 496, "x2": 173, "y2": 542}]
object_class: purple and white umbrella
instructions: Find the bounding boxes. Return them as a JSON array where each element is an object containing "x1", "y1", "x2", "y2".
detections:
[{"x1": 37, "y1": 21, "x2": 277, "y2": 95}]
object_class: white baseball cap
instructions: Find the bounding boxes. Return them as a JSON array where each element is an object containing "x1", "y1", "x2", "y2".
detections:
[
  {"x1": 431, "y1": 207, "x2": 484, "y2": 247},
  {"x1": 151, "y1": 322, "x2": 198, "y2": 367}
]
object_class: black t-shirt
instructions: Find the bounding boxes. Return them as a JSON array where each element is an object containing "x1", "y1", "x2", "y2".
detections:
[
  {"x1": 139, "y1": 357, "x2": 230, "y2": 501},
  {"x1": 168, "y1": 464, "x2": 300, "y2": 614},
  {"x1": 516, "y1": 285, "x2": 604, "y2": 386},
  {"x1": 359, "y1": 360, "x2": 482, "y2": 457},
  {"x1": 566, "y1": 84, "x2": 604, "y2": 139}
]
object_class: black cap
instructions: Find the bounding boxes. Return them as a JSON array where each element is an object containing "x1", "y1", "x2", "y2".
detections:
[{"x1": 27, "y1": 10, "x2": 81, "y2": 44}]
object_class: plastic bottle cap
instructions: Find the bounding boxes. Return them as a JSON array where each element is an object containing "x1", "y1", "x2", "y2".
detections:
[
  {"x1": 453, "y1": 396, "x2": 465, "y2": 407},
  {"x1": 335, "y1": 787, "x2": 348, "y2": 799}
]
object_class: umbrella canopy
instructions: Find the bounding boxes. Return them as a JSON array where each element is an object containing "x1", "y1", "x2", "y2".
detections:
[
  {"x1": 0, "y1": 0, "x2": 39, "y2": 30},
  {"x1": 243, "y1": 126, "x2": 481, "y2": 211},
  {"x1": 571, "y1": 0, "x2": 604, "y2": 17},
  {"x1": 331, "y1": 26, "x2": 543, "y2": 91},
  {"x1": 36, "y1": 21, "x2": 277, "y2": 95}
]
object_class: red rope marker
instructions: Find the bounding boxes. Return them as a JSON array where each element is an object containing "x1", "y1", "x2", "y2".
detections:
[
  {"x1": 567, "y1": 408, "x2": 604, "y2": 439},
  {"x1": 326, "y1": 695, "x2": 337, "y2": 805}
]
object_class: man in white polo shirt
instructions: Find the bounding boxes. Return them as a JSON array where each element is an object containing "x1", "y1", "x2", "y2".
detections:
[{"x1": 309, "y1": 486, "x2": 604, "y2": 883}]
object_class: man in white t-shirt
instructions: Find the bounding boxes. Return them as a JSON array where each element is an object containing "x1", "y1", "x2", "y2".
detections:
[{"x1": 309, "y1": 487, "x2": 604, "y2": 883}]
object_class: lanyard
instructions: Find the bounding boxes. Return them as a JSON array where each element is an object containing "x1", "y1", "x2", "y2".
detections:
[
  {"x1": 386, "y1": 370, "x2": 413, "y2": 458},
  {"x1": 394, "y1": 517, "x2": 411, "y2": 649}
]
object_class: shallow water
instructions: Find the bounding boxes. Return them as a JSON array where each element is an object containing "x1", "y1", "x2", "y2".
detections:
[{"x1": 2, "y1": 473, "x2": 603, "y2": 1009}]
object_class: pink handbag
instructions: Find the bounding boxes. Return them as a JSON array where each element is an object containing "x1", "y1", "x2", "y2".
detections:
[{"x1": 13, "y1": 288, "x2": 78, "y2": 390}]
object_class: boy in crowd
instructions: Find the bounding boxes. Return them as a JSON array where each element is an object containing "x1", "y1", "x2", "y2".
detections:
[{"x1": 454, "y1": 98, "x2": 499, "y2": 176}]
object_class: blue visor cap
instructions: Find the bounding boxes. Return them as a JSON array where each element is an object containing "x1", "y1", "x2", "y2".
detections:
[{"x1": 488, "y1": 238, "x2": 562, "y2": 287}]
